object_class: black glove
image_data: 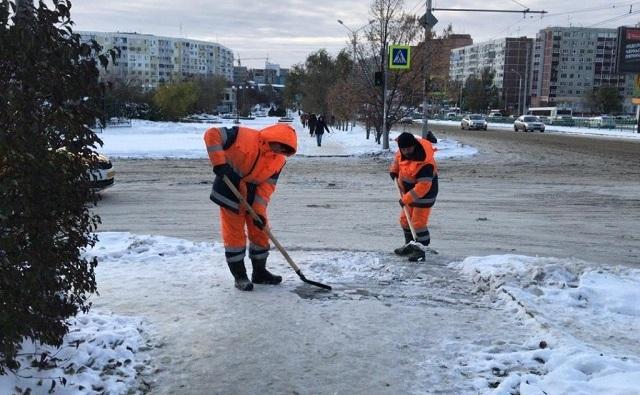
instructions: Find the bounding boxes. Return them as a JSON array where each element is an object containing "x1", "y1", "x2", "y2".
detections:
[
  {"x1": 213, "y1": 163, "x2": 233, "y2": 177},
  {"x1": 398, "y1": 199, "x2": 405, "y2": 207},
  {"x1": 426, "y1": 130, "x2": 438, "y2": 144},
  {"x1": 390, "y1": 172, "x2": 398, "y2": 180},
  {"x1": 253, "y1": 214, "x2": 267, "y2": 230}
]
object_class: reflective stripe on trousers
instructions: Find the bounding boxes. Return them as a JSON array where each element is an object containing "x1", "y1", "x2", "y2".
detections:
[
  {"x1": 220, "y1": 207, "x2": 270, "y2": 263},
  {"x1": 399, "y1": 206, "x2": 432, "y2": 246}
]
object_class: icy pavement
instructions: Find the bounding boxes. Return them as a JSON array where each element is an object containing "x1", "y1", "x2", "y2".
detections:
[{"x1": 5, "y1": 233, "x2": 637, "y2": 393}]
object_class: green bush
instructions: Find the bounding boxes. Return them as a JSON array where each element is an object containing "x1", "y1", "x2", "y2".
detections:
[
  {"x1": 0, "y1": 0, "x2": 113, "y2": 373},
  {"x1": 152, "y1": 81, "x2": 200, "y2": 120}
]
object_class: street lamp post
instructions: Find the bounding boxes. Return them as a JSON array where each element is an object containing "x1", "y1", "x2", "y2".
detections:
[
  {"x1": 232, "y1": 86, "x2": 239, "y2": 124},
  {"x1": 511, "y1": 69, "x2": 523, "y2": 116}
]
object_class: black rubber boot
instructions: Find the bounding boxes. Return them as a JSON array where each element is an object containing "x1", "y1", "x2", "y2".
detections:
[
  {"x1": 251, "y1": 258, "x2": 282, "y2": 285},
  {"x1": 407, "y1": 244, "x2": 426, "y2": 262},
  {"x1": 228, "y1": 261, "x2": 253, "y2": 291},
  {"x1": 394, "y1": 230, "x2": 414, "y2": 256}
]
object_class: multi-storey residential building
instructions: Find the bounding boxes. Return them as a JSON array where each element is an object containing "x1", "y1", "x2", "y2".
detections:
[
  {"x1": 79, "y1": 31, "x2": 234, "y2": 89},
  {"x1": 412, "y1": 34, "x2": 472, "y2": 96},
  {"x1": 450, "y1": 37, "x2": 534, "y2": 114},
  {"x1": 530, "y1": 27, "x2": 633, "y2": 113}
]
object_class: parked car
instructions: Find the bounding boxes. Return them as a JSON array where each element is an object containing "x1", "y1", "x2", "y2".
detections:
[
  {"x1": 58, "y1": 148, "x2": 115, "y2": 191},
  {"x1": 514, "y1": 115, "x2": 545, "y2": 132},
  {"x1": 588, "y1": 115, "x2": 616, "y2": 129},
  {"x1": 488, "y1": 110, "x2": 503, "y2": 118},
  {"x1": 446, "y1": 112, "x2": 458, "y2": 119},
  {"x1": 399, "y1": 116, "x2": 414, "y2": 124},
  {"x1": 89, "y1": 153, "x2": 116, "y2": 191},
  {"x1": 460, "y1": 114, "x2": 488, "y2": 130}
]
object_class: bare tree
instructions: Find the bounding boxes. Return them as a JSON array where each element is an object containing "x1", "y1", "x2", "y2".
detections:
[{"x1": 354, "y1": 0, "x2": 424, "y2": 148}]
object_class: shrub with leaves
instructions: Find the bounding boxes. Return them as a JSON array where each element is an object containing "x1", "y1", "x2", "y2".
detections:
[{"x1": 0, "y1": 0, "x2": 115, "y2": 373}]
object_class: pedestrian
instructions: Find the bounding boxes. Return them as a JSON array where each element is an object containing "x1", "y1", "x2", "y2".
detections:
[
  {"x1": 301, "y1": 113, "x2": 308, "y2": 128},
  {"x1": 203, "y1": 124, "x2": 298, "y2": 291},
  {"x1": 389, "y1": 131, "x2": 438, "y2": 262},
  {"x1": 313, "y1": 115, "x2": 331, "y2": 147},
  {"x1": 308, "y1": 113, "x2": 317, "y2": 136}
]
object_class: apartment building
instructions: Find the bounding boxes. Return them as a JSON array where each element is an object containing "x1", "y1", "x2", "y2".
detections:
[
  {"x1": 450, "y1": 37, "x2": 534, "y2": 114},
  {"x1": 414, "y1": 34, "x2": 472, "y2": 93},
  {"x1": 79, "y1": 31, "x2": 234, "y2": 89},
  {"x1": 530, "y1": 27, "x2": 634, "y2": 113}
]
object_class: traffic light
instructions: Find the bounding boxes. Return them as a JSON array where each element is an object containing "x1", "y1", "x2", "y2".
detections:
[{"x1": 374, "y1": 71, "x2": 383, "y2": 87}]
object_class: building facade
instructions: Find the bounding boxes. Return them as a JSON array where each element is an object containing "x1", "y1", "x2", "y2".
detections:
[
  {"x1": 530, "y1": 27, "x2": 634, "y2": 113},
  {"x1": 79, "y1": 31, "x2": 234, "y2": 89},
  {"x1": 450, "y1": 37, "x2": 534, "y2": 114}
]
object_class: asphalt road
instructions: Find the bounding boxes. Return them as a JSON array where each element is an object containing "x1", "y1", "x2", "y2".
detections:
[{"x1": 94, "y1": 123, "x2": 640, "y2": 267}]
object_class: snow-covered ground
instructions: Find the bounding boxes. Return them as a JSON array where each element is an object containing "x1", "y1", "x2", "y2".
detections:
[
  {"x1": 4, "y1": 116, "x2": 639, "y2": 393},
  {"x1": 96, "y1": 117, "x2": 478, "y2": 159}
]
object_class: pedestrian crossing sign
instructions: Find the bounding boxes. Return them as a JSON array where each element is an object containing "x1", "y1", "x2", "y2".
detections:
[{"x1": 389, "y1": 45, "x2": 411, "y2": 70}]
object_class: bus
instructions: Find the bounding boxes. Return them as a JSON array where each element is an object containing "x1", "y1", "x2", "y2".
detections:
[
  {"x1": 527, "y1": 107, "x2": 572, "y2": 118},
  {"x1": 527, "y1": 107, "x2": 573, "y2": 125}
]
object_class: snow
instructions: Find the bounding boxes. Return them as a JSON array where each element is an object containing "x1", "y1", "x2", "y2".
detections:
[
  {"x1": 96, "y1": 117, "x2": 477, "y2": 159},
  {"x1": 4, "y1": 115, "x2": 640, "y2": 393},
  {"x1": 0, "y1": 310, "x2": 152, "y2": 394},
  {"x1": 451, "y1": 255, "x2": 640, "y2": 394}
]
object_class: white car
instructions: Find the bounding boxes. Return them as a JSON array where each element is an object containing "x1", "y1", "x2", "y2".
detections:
[
  {"x1": 514, "y1": 115, "x2": 545, "y2": 132},
  {"x1": 57, "y1": 148, "x2": 115, "y2": 191},
  {"x1": 89, "y1": 153, "x2": 115, "y2": 191},
  {"x1": 588, "y1": 116, "x2": 616, "y2": 129},
  {"x1": 461, "y1": 114, "x2": 488, "y2": 130}
]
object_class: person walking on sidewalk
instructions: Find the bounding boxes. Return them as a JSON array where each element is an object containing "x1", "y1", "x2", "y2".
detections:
[
  {"x1": 313, "y1": 115, "x2": 331, "y2": 147},
  {"x1": 308, "y1": 113, "x2": 317, "y2": 136},
  {"x1": 203, "y1": 124, "x2": 297, "y2": 290},
  {"x1": 389, "y1": 131, "x2": 438, "y2": 262}
]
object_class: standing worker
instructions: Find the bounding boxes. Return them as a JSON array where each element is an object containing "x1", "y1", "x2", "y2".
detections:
[
  {"x1": 204, "y1": 124, "x2": 297, "y2": 291},
  {"x1": 313, "y1": 115, "x2": 331, "y2": 147},
  {"x1": 389, "y1": 131, "x2": 438, "y2": 262}
]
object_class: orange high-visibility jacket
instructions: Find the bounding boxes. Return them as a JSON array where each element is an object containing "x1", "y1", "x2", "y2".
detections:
[
  {"x1": 204, "y1": 124, "x2": 297, "y2": 215},
  {"x1": 390, "y1": 137, "x2": 438, "y2": 207}
]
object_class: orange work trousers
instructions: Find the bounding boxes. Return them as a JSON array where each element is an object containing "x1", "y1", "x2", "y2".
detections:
[
  {"x1": 399, "y1": 206, "x2": 432, "y2": 245},
  {"x1": 220, "y1": 207, "x2": 270, "y2": 264}
]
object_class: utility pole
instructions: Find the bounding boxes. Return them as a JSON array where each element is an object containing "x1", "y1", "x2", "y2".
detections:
[
  {"x1": 420, "y1": 0, "x2": 436, "y2": 140},
  {"x1": 382, "y1": 40, "x2": 389, "y2": 149}
]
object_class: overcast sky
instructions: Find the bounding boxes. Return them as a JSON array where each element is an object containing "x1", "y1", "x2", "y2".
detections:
[{"x1": 70, "y1": 0, "x2": 640, "y2": 69}]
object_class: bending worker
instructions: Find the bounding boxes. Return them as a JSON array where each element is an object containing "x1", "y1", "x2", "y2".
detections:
[
  {"x1": 389, "y1": 131, "x2": 438, "y2": 262},
  {"x1": 204, "y1": 124, "x2": 297, "y2": 291}
]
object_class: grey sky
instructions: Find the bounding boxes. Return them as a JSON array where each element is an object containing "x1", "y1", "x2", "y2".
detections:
[{"x1": 70, "y1": 0, "x2": 640, "y2": 68}]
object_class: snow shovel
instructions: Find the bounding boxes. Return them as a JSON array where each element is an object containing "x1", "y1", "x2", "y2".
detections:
[
  {"x1": 222, "y1": 175, "x2": 332, "y2": 290},
  {"x1": 394, "y1": 178, "x2": 438, "y2": 255}
]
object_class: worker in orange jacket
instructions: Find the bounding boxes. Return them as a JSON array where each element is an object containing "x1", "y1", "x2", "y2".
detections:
[
  {"x1": 204, "y1": 124, "x2": 297, "y2": 291},
  {"x1": 389, "y1": 131, "x2": 438, "y2": 262}
]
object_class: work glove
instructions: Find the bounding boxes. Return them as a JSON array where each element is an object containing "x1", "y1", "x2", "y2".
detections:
[
  {"x1": 398, "y1": 199, "x2": 405, "y2": 208},
  {"x1": 253, "y1": 214, "x2": 267, "y2": 230},
  {"x1": 389, "y1": 172, "x2": 398, "y2": 180},
  {"x1": 213, "y1": 163, "x2": 233, "y2": 177},
  {"x1": 213, "y1": 163, "x2": 240, "y2": 189},
  {"x1": 426, "y1": 130, "x2": 438, "y2": 144}
]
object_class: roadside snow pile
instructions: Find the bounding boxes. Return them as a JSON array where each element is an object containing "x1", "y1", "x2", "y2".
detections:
[
  {"x1": 0, "y1": 311, "x2": 153, "y2": 395},
  {"x1": 88, "y1": 232, "x2": 218, "y2": 263},
  {"x1": 450, "y1": 255, "x2": 640, "y2": 394}
]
